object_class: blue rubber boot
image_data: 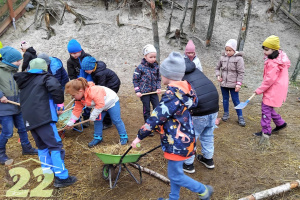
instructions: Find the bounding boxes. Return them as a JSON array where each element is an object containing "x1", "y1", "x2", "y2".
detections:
[
  {"x1": 119, "y1": 134, "x2": 128, "y2": 145},
  {"x1": 198, "y1": 185, "x2": 214, "y2": 200},
  {"x1": 88, "y1": 135, "x2": 102, "y2": 148}
]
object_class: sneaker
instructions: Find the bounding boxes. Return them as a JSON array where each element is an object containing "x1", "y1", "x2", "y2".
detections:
[
  {"x1": 238, "y1": 116, "x2": 246, "y2": 127},
  {"x1": 149, "y1": 132, "x2": 155, "y2": 137},
  {"x1": 198, "y1": 185, "x2": 214, "y2": 200},
  {"x1": 197, "y1": 155, "x2": 214, "y2": 169},
  {"x1": 54, "y1": 176, "x2": 77, "y2": 188},
  {"x1": 103, "y1": 124, "x2": 113, "y2": 130},
  {"x1": 88, "y1": 139, "x2": 102, "y2": 148},
  {"x1": 120, "y1": 138, "x2": 128, "y2": 145},
  {"x1": 253, "y1": 131, "x2": 262, "y2": 137},
  {"x1": 22, "y1": 144, "x2": 38, "y2": 155},
  {"x1": 272, "y1": 122, "x2": 287, "y2": 133},
  {"x1": 183, "y1": 163, "x2": 195, "y2": 173},
  {"x1": 221, "y1": 112, "x2": 229, "y2": 122}
]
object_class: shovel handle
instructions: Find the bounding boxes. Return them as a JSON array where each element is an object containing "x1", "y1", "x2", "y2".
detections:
[
  {"x1": 57, "y1": 119, "x2": 90, "y2": 132},
  {"x1": 248, "y1": 93, "x2": 256, "y2": 101},
  {"x1": 141, "y1": 90, "x2": 166, "y2": 96},
  {"x1": 7, "y1": 100, "x2": 20, "y2": 106}
]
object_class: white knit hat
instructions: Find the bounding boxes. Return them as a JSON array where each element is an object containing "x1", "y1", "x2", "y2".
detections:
[
  {"x1": 225, "y1": 39, "x2": 237, "y2": 51},
  {"x1": 143, "y1": 44, "x2": 157, "y2": 55}
]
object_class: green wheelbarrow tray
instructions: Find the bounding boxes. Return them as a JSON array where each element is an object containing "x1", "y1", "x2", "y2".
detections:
[
  {"x1": 96, "y1": 144, "x2": 161, "y2": 189},
  {"x1": 95, "y1": 153, "x2": 141, "y2": 164}
]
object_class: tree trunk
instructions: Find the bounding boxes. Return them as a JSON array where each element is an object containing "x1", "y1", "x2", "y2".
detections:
[
  {"x1": 166, "y1": 0, "x2": 174, "y2": 35},
  {"x1": 179, "y1": 0, "x2": 189, "y2": 34},
  {"x1": 273, "y1": 0, "x2": 300, "y2": 27},
  {"x1": 237, "y1": 0, "x2": 252, "y2": 51},
  {"x1": 205, "y1": 0, "x2": 217, "y2": 47},
  {"x1": 150, "y1": 0, "x2": 160, "y2": 63},
  {"x1": 290, "y1": 53, "x2": 300, "y2": 82},
  {"x1": 190, "y1": 0, "x2": 197, "y2": 31}
]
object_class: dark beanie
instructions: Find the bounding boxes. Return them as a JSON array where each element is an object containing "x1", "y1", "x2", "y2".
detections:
[
  {"x1": 160, "y1": 52, "x2": 186, "y2": 81},
  {"x1": 37, "y1": 53, "x2": 51, "y2": 65},
  {"x1": 0, "y1": 46, "x2": 23, "y2": 68},
  {"x1": 67, "y1": 39, "x2": 82, "y2": 53},
  {"x1": 81, "y1": 56, "x2": 97, "y2": 70}
]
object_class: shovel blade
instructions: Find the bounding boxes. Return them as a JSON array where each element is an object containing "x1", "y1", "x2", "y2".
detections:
[{"x1": 234, "y1": 102, "x2": 247, "y2": 109}]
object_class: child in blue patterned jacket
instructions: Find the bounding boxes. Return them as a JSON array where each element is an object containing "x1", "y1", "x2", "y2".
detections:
[
  {"x1": 133, "y1": 44, "x2": 161, "y2": 124},
  {"x1": 131, "y1": 52, "x2": 213, "y2": 200}
]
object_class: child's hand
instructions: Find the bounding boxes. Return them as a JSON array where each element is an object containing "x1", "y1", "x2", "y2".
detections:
[
  {"x1": 235, "y1": 85, "x2": 241, "y2": 92},
  {"x1": 0, "y1": 96, "x2": 8, "y2": 103},
  {"x1": 156, "y1": 89, "x2": 161, "y2": 94},
  {"x1": 131, "y1": 137, "x2": 141, "y2": 149},
  {"x1": 66, "y1": 119, "x2": 76, "y2": 128},
  {"x1": 217, "y1": 76, "x2": 223, "y2": 82},
  {"x1": 136, "y1": 92, "x2": 142, "y2": 98}
]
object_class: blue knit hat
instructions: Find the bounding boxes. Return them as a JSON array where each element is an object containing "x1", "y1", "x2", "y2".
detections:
[
  {"x1": 81, "y1": 56, "x2": 97, "y2": 70},
  {"x1": 0, "y1": 46, "x2": 23, "y2": 68},
  {"x1": 67, "y1": 39, "x2": 82, "y2": 53}
]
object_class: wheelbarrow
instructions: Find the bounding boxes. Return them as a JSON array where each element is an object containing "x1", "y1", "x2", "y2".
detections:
[{"x1": 95, "y1": 144, "x2": 161, "y2": 189}]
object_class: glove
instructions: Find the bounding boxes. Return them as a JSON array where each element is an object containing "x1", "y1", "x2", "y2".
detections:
[
  {"x1": 66, "y1": 119, "x2": 76, "y2": 127},
  {"x1": 89, "y1": 116, "x2": 96, "y2": 121},
  {"x1": 57, "y1": 103, "x2": 64, "y2": 111}
]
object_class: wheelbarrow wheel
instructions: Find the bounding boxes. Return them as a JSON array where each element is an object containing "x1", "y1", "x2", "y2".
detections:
[
  {"x1": 102, "y1": 165, "x2": 110, "y2": 180},
  {"x1": 102, "y1": 164, "x2": 117, "y2": 181}
]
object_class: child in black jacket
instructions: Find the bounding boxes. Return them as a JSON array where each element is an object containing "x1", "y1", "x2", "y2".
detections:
[{"x1": 20, "y1": 41, "x2": 37, "y2": 71}]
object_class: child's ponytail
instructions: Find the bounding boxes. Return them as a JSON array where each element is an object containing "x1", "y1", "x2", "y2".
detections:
[{"x1": 65, "y1": 77, "x2": 89, "y2": 95}]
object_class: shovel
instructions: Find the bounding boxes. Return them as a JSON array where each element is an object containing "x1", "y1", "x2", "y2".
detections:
[
  {"x1": 6, "y1": 100, "x2": 20, "y2": 106},
  {"x1": 234, "y1": 93, "x2": 256, "y2": 109}
]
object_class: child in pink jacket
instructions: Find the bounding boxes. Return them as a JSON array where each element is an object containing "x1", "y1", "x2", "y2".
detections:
[{"x1": 254, "y1": 35, "x2": 290, "y2": 140}]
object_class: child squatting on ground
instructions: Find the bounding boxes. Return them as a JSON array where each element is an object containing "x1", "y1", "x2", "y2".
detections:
[
  {"x1": 133, "y1": 44, "x2": 162, "y2": 125},
  {"x1": 64, "y1": 77, "x2": 128, "y2": 147},
  {"x1": 131, "y1": 52, "x2": 213, "y2": 200},
  {"x1": 0, "y1": 46, "x2": 38, "y2": 165},
  {"x1": 13, "y1": 58, "x2": 77, "y2": 188},
  {"x1": 215, "y1": 39, "x2": 246, "y2": 127},
  {"x1": 253, "y1": 35, "x2": 290, "y2": 144}
]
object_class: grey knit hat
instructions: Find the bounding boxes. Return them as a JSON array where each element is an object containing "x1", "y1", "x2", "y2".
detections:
[
  {"x1": 160, "y1": 52, "x2": 186, "y2": 81},
  {"x1": 37, "y1": 53, "x2": 51, "y2": 65}
]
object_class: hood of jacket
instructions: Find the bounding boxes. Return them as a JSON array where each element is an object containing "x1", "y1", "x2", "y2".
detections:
[
  {"x1": 49, "y1": 57, "x2": 63, "y2": 75},
  {"x1": 168, "y1": 80, "x2": 198, "y2": 109},
  {"x1": 184, "y1": 57, "x2": 196, "y2": 74},
  {"x1": 0, "y1": 61, "x2": 18, "y2": 72},
  {"x1": 265, "y1": 50, "x2": 290, "y2": 70},
  {"x1": 94, "y1": 61, "x2": 107, "y2": 72},
  {"x1": 14, "y1": 71, "x2": 48, "y2": 89},
  {"x1": 26, "y1": 47, "x2": 36, "y2": 55},
  {"x1": 222, "y1": 51, "x2": 244, "y2": 57}
]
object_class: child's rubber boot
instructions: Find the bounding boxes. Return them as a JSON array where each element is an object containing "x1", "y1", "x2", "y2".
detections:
[
  {"x1": 88, "y1": 135, "x2": 102, "y2": 148},
  {"x1": 119, "y1": 134, "x2": 128, "y2": 145},
  {"x1": 221, "y1": 112, "x2": 229, "y2": 122},
  {"x1": 54, "y1": 176, "x2": 77, "y2": 188},
  {"x1": 238, "y1": 116, "x2": 246, "y2": 127},
  {"x1": 22, "y1": 143, "x2": 38, "y2": 155},
  {"x1": 198, "y1": 185, "x2": 214, "y2": 200},
  {"x1": 0, "y1": 148, "x2": 13, "y2": 165}
]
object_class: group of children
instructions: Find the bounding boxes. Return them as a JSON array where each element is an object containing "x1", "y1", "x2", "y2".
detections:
[{"x1": 0, "y1": 35, "x2": 291, "y2": 199}]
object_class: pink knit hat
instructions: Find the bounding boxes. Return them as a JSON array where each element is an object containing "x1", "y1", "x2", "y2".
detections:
[
  {"x1": 225, "y1": 39, "x2": 237, "y2": 51},
  {"x1": 185, "y1": 40, "x2": 195, "y2": 54}
]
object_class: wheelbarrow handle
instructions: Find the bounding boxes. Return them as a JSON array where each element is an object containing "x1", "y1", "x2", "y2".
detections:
[
  {"x1": 118, "y1": 146, "x2": 132, "y2": 165},
  {"x1": 136, "y1": 144, "x2": 161, "y2": 162},
  {"x1": 57, "y1": 119, "x2": 90, "y2": 132}
]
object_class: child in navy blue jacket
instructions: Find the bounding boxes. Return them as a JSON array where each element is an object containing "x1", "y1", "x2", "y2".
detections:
[
  {"x1": 133, "y1": 44, "x2": 161, "y2": 123},
  {"x1": 14, "y1": 58, "x2": 76, "y2": 188},
  {"x1": 38, "y1": 53, "x2": 69, "y2": 90},
  {"x1": 131, "y1": 52, "x2": 213, "y2": 200}
]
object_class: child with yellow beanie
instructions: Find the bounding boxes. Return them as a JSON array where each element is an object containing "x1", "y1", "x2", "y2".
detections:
[{"x1": 253, "y1": 35, "x2": 290, "y2": 144}]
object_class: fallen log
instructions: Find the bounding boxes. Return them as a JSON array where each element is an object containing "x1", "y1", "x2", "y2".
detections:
[
  {"x1": 129, "y1": 163, "x2": 170, "y2": 185},
  {"x1": 239, "y1": 180, "x2": 300, "y2": 200}
]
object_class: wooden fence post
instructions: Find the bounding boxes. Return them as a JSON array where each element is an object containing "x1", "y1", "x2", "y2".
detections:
[{"x1": 237, "y1": 0, "x2": 252, "y2": 51}]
